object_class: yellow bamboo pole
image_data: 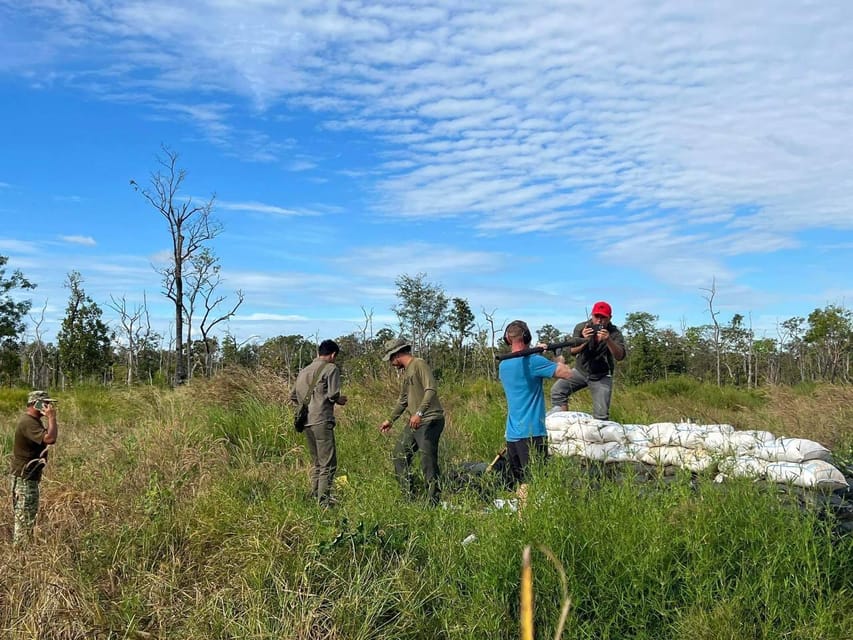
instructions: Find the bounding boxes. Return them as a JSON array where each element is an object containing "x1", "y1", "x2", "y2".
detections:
[{"x1": 521, "y1": 545, "x2": 534, "y2": 640}]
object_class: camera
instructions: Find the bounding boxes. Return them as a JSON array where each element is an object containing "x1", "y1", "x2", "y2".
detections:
[{"x1": 590, "y1": 323, "x2": 604, "y2": 332}]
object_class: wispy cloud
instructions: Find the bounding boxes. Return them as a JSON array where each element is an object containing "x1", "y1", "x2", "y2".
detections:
[
  {"x1": 240, "y1": 312, "x2": 308, "y2": 322},
  {"x1": 9, "y1": 1, "x2": 850, "y2": 250},
  {"x1": 3, "y1": 1, "x2": 853, "y2": 341},
  {"x1": 216, "y1": 199, "x2": 324, "y2": 217},
  {"x1": 336, "y1": 243, "x2": 509, "y2": 279},
  {"x1": 60, "y1": 235, "x2": 96, "y2": 246},
  {"x1": 0, "y1": 238, "x2": 39, "y2": 254}
]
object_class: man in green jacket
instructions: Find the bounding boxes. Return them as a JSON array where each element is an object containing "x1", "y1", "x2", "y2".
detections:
[{"x1": 379, "y1": 338, "x2": 445, "y2": 505}]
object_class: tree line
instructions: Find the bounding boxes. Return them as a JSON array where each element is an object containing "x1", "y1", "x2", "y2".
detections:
[
  {"x1": 1, "y1": 147, "x2": 850, "y2": 389},
  {"x1": 2, "y1": 256, "x2": 851, "y2": 390}
]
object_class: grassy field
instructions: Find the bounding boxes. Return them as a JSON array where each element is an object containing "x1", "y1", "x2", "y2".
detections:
[{"x1": 1, "y1": 371, "x2": 852, "y2": 639}]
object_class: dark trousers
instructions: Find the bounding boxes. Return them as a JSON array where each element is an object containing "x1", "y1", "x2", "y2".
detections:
[
  {"x1": 393, "y1": 417, "x2": 444, "y2": 504},
  {"x1": 305, "y1": 422, "x2": 337, "y2": 504},
  {"x1": 506, "y1": 436, "x2": 549, "y2": 486}
]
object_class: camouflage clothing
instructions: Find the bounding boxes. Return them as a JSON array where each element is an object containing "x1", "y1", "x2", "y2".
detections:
[
  {"x1": 9, "y1": 398, "x2": 56, "y2": 546},
  {"x1": 10, "y1": 475, "x2": 40, "y2": 546}
]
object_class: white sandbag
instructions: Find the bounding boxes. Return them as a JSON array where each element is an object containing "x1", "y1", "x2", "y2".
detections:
[
  {"x1": 640, "y1": 446, "x2": 714, "y2": 472},
  {"x1": 553, "y1": 439, "x2": 620, "y2": 461},
  {"x1": 547, "y1": 431, "x2": 567, "y2": 448},
  {"x1": 599, "y1": 422, "x2": 630, "y2": 444},
  {"x1": 755, "y1": 437, "x2": 832, "y2": 463},
  {"x1": 729, "y1": 430, "x2": 775, "y2": 455},
  {"x1": 717, "y1": 456, "x2": 769, "y2": 478},
  {"x1": 765, "y1": 460, "x2": 849, "y2": 492},
  {"x1": 561, "y1": 411, "x2": 595, "y2": 421},
  {"x1": 646, "y1": 422, "x2": 678, "y2": 446},
  {"x1": 546, "y1": 424, "x2": 568, "y2": 442},
  {"x1": 681, "y1": 449, "x2": 716, "y2": 473},
  {"x1": 603, "y1": 443, "x2": 649, "y2": 464},
  {"x1": 565, "y1": 420, "x2": 607, "y2": 443},
  {"x1": 544, "y1": 411, "x2": 593, "y2": 432},
  {"x1": 703, "y1": 423, "x2": 737, "y2": 435},
  {"x1": 700, "y1": 430, "x2": 734, "y2": 454},
  {"x1": 553, "y1": 439, "x2": 587, "y2": 457},
  {"x1": 582, "y1": 442, "x2": 621, "y2": 462},
  {"x1": 671, "y1": 423, "x2": 713, "y2": 449},
  {"x1": 641, "y1": 445, "x2": 686, "y2": 467},
  {"x1": 622, "y1": 424, "x2": 651, "y2": 444}
]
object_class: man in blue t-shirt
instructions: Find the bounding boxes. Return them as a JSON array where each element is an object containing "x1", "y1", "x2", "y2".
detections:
[{"x1": 498, "y1": 320, "x2": 572, "y2": 503}]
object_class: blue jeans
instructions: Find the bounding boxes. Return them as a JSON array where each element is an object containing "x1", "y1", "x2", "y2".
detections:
[{"x1": 550, "y1": 369, "x2": 614, "y2": 419}]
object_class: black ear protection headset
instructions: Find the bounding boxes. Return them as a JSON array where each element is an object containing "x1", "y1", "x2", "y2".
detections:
[{"x1": 503, "y1": 320, "x2": 532, "y2": 345}]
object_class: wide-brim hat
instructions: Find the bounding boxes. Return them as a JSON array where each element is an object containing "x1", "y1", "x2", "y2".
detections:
[{"x1": 382, "y1": 338, "x2": 412, "y2": 361}]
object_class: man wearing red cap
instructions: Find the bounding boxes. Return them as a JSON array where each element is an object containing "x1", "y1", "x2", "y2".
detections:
[{"x1": 550, "y1": 301, "x2": 626, "y2": 420}]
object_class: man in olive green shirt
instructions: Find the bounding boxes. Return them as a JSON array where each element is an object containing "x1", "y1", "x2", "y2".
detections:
[
  {"x1": 9, "y1": 390, "x2": 59, "y2": 546},
  {"x1": 290, "y1": 340, "x2": 347, "y2": 506},
  {"x1": 379, "y1": 338, "x2": 445, "y2": 505}
]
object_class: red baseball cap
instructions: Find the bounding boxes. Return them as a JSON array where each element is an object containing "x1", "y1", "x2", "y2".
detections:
[{"x1": 592, "y1": 301, "x2": 612, "y2": 317}]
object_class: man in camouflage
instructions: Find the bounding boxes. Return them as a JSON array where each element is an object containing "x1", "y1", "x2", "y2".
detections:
[{"x1": 9, "y1": 390, "x2": 59, "y2": 546}]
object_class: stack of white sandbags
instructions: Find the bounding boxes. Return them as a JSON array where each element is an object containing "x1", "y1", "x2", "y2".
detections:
[{"x1": 545, "y1": 411, "x2": 849, "y2": 492}]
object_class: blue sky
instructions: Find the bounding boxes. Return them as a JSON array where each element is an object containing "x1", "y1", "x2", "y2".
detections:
[{"x1": 1, "y1": 1, "x2": 852, "y2": 347}]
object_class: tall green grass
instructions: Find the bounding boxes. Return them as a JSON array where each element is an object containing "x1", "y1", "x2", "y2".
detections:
[{"x1": 1, "y1": 376, "x2": 851, "y2": 639}]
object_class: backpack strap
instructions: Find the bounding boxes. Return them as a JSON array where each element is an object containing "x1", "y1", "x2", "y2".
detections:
[{"x1": 299, "y1": 363, "x2": 333, "y2": 411}]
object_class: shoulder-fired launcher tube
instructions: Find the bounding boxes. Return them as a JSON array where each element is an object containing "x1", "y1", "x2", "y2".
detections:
[{"x1": 494, "y1": 337, "x2": 589, "y2": 362}]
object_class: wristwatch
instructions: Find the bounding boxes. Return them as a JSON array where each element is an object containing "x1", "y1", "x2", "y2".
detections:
[{"x1": 415, "y1": 411, "x2": 424, "y2": 418}]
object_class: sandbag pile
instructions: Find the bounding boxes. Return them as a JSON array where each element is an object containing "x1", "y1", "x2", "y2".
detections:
[{"x1": 546, "y1": 411, "x2": 850, "y2": 493}]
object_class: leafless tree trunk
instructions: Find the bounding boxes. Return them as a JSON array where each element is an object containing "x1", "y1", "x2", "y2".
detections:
[
  {"x1": 26, "y1": 302, "x2": 49, "y2": 388},
  {"x1": 481, "y1": 307, "x2": 503, "y2": 379},
  {"x1": 107, "y1": 293, "x2": 154, "y2": 386},
  {"x1": 198, "y1": 282, "x2": 244, "y2": 378},
  {"x1": 701, "y1": 279, "x2": 722, "y2": 386},
  {"x1": 131, "y1": 145, "x2": 221, "y2": 386},
  {"x1": 747, "y1": 313, "x2": 754, "y2": 388}
]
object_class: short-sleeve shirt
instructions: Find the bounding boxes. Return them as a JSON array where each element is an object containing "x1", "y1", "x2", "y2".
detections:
[
  {"x1": 10, "y1": 413, "x2": 49, "y2": 481},
  {"x1": 499, "y1": 354, "x2": 557, "y2": 441}
]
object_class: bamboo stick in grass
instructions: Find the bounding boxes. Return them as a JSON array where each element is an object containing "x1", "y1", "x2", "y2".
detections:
[{"x1": 521, "y1": 545, "x2": 533, "y2": 640}]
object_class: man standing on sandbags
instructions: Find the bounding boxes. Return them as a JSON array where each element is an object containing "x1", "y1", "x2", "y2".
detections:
[
  {"x1": 499, "y1": 321, "x2": 572, "y2": 505},
  {"x1": 550, "y1": 301, "x2": 626, "y2": 420},
  {"x1": 378, "y1": 338, "x2": 445, "y2": 506}
]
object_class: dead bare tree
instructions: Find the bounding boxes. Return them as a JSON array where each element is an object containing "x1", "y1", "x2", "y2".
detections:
[
  {"x1": 701, "y1": 278, "x2": 722, "y2": 386},
  {"x1": 481, "y1": 307, "x2": 504, "y2": 379},
  {"x1": 107, "y1": 292, "x2": 155, "y2": 386},
  {"x1": 196, "y1": 262, "x2": 244, "y2": 377},
  {"x1": 359, "y1": 306, "x2": 374, "y2": 350},
  {"x1": 131, "y1": 145, "x2": 221, "y2": 386},
  {"x1": 25, "y1": 302, "x2": 49, "y2": 388}
]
